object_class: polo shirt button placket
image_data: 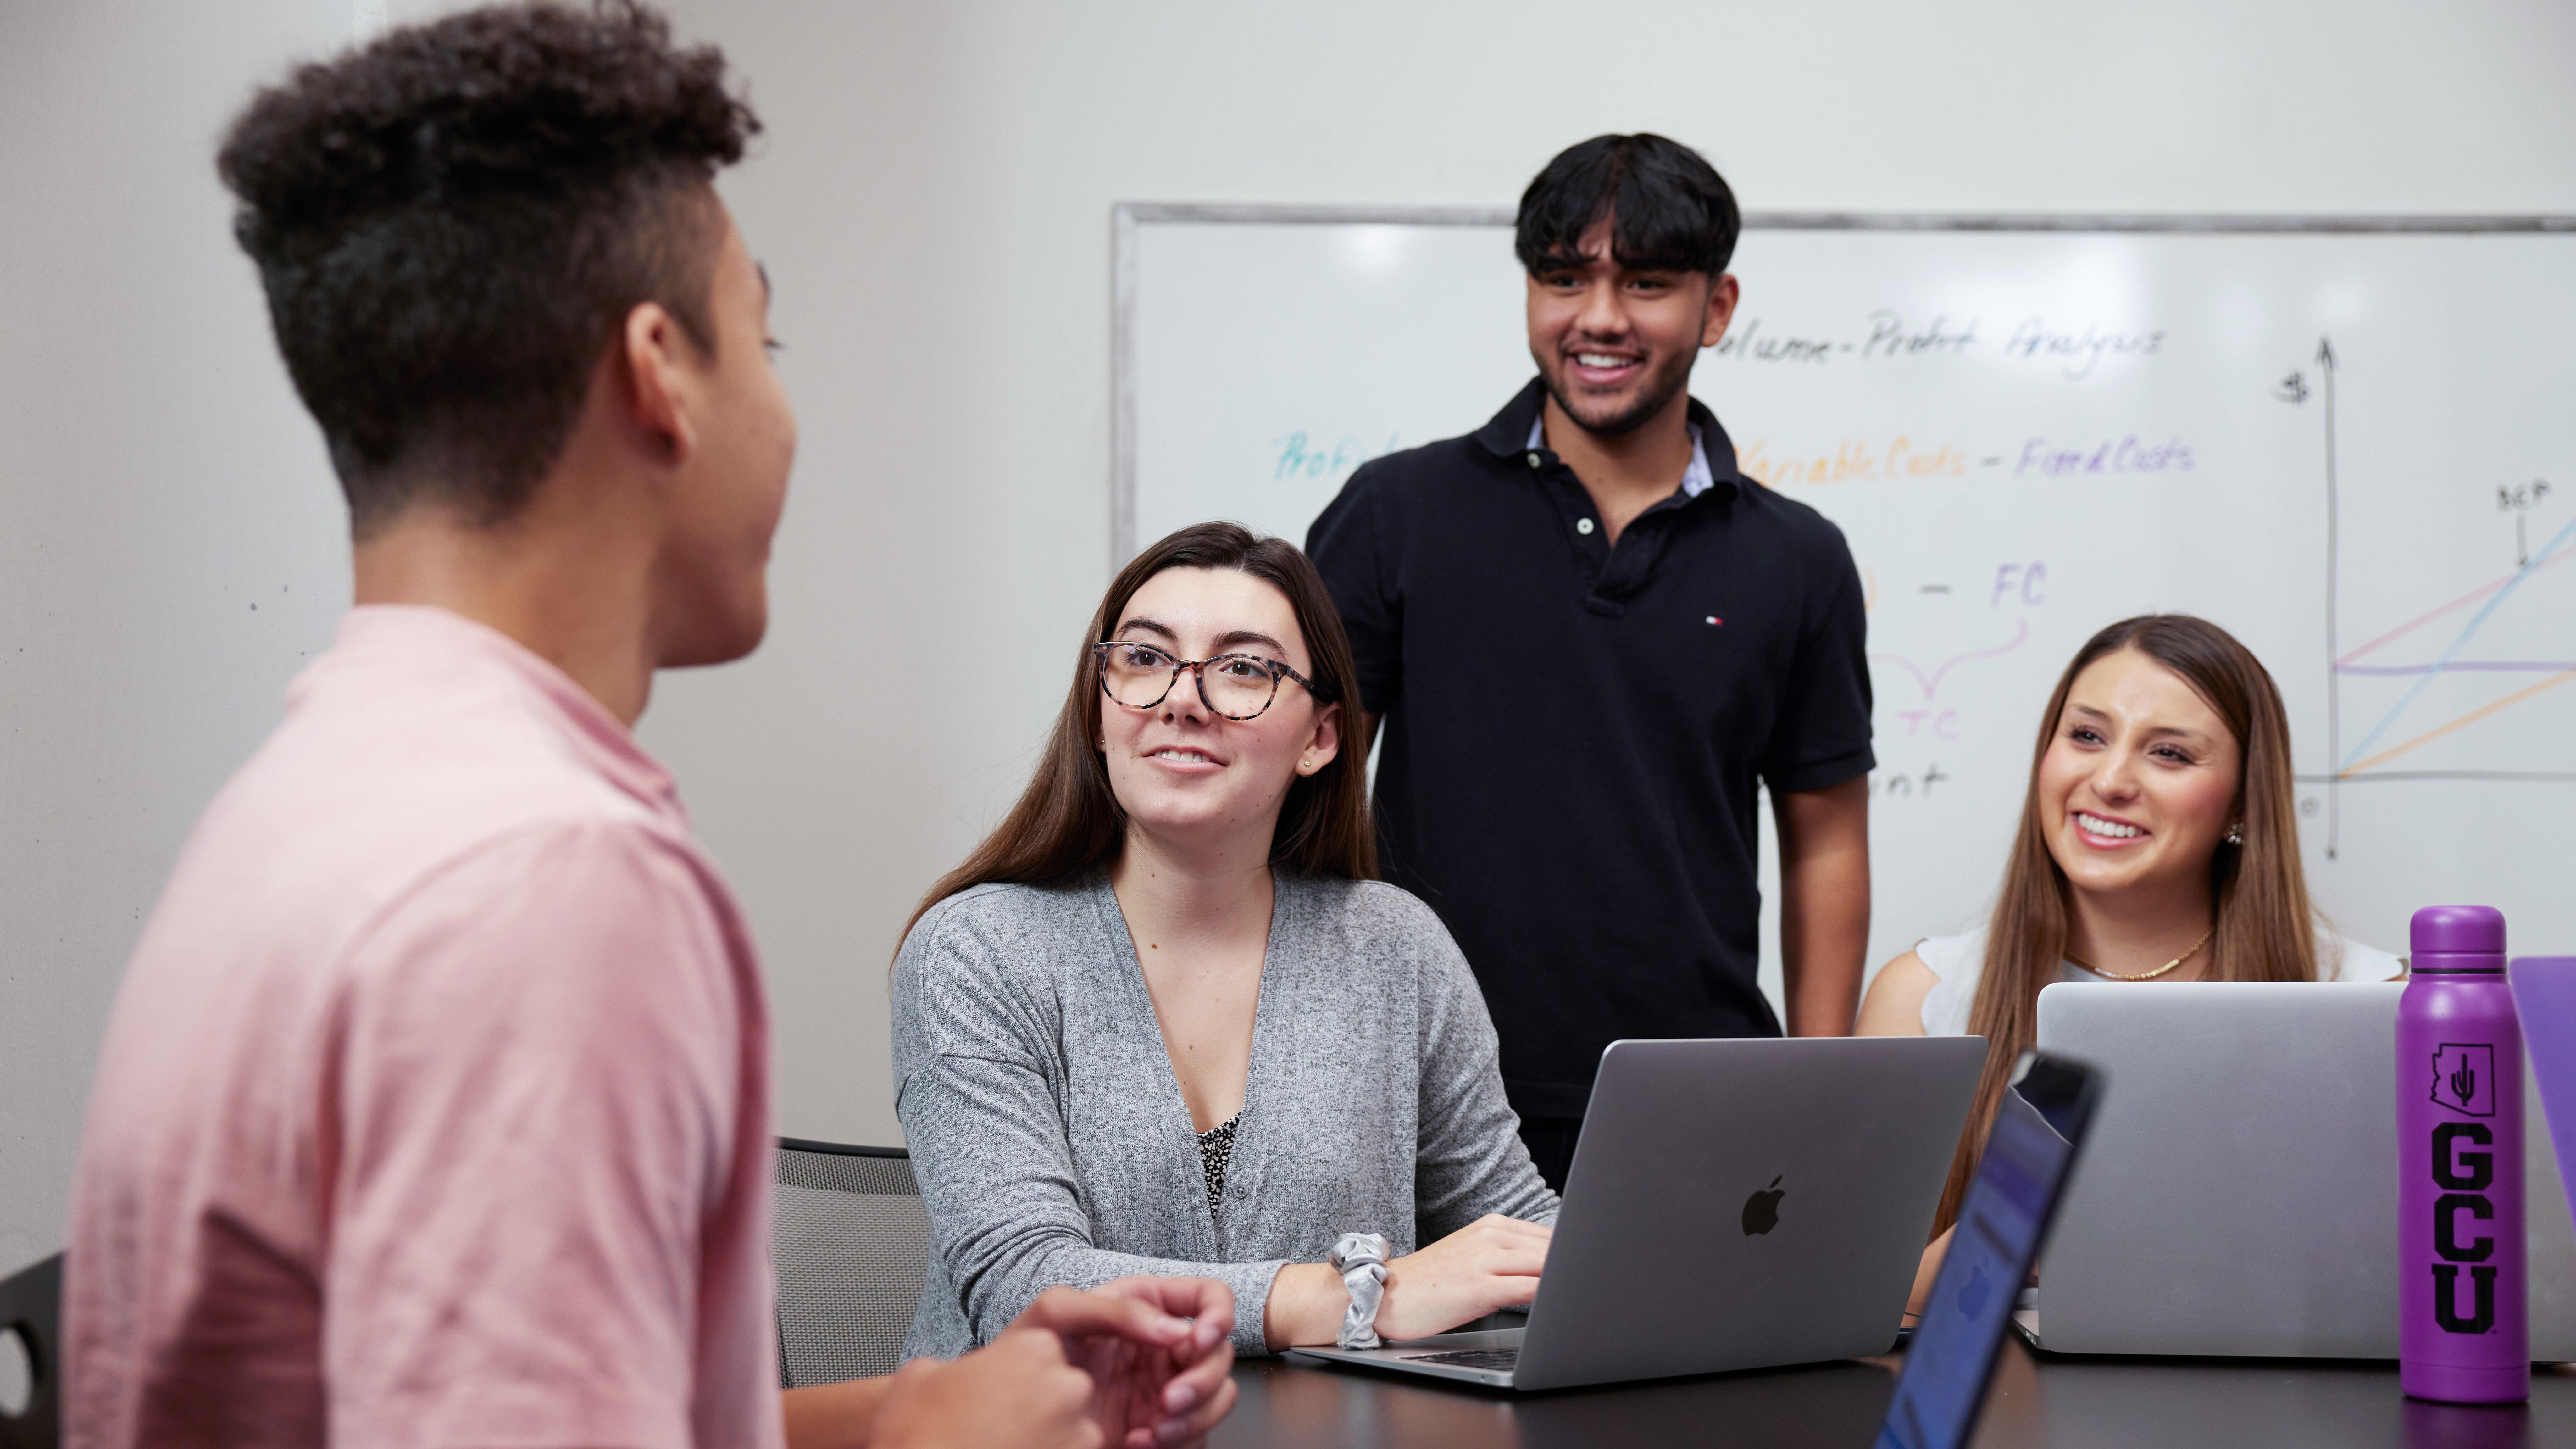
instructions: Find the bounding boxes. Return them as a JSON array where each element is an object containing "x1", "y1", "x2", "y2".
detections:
[
  {"x1": 1527, "y1": 451, "x2": 1542, "y2": 467},
  {"x1": 1576, "y1": 518, "x2": 1595, "y2": 535}
]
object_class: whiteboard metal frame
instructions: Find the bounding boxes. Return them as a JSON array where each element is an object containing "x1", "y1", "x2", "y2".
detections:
[{"x1": 1109, "y1": 203, "x2": 2576, "y2": 564}]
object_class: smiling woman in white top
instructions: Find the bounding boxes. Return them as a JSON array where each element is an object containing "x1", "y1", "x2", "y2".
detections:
[
  {"x1": 1856, "y1": 614, "x2": 2400, "y2": 1308},
  {"x1": 1904, "y1": 922, "x2": 2400, "y2": 1038}
]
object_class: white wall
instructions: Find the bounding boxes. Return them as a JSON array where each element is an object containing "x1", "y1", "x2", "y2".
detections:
[
  {"x1": 8, "y1": 0, "x2": 2576, "y2": 1269},
  {"x1": 0, "y1": 0, "x2": 369, "y2": 1279}
]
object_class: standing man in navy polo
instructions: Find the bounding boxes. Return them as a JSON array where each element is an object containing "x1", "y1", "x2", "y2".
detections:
[{"x1": 1305, "y1": 134, "x2": 1874, "y2": 1189}]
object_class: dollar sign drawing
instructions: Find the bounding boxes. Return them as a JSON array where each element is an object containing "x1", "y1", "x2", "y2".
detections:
[{"x1": 2451, "y1": 1057, "x2": 2478, "y2": 1106}]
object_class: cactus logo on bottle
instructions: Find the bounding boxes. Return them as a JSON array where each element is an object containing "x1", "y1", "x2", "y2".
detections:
[{"x1": 2433, "y1": 1043, "x2": 2498, "y2": 1117}]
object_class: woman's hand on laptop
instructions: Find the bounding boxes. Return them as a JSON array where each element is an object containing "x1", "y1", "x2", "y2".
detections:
[
  {"x1": 1376, "y1": 1215, "x2": 1552, "y2": 1340},
  {"x1": 1263, "y1": 1215, "x2": 1552, "y2": 1347}
]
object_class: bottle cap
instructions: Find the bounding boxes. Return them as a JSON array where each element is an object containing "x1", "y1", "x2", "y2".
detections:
[{"x1": 2412, "y1": 904, "x2": 2506, "y2": 970}]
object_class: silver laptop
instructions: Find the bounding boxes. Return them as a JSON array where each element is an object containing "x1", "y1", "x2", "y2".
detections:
[
  {"x1": 1285, "y1": 1035, "x2": 1985, "y2": 1390},
  {"x1": 2024, "y1": 981, "x2": 2576, "y2": 1360}
]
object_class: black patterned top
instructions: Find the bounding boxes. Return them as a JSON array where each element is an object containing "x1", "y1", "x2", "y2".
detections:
[{"x1": 1195, "y1": 1110, "x2": 1241, "y2": 1217}]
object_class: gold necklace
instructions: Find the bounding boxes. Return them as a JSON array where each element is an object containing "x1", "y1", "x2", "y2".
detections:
[{"x1": 2068, "y1": 926, "x2": 2214, "y2": 982}]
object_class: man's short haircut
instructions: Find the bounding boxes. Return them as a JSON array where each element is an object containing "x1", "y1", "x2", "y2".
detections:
[
  {"x1": 1513, "y1": 134, "x2": 1741, "y2": 281},
  {"x1": 217, "y1": 1, "x2": 760, "y2": 536}
]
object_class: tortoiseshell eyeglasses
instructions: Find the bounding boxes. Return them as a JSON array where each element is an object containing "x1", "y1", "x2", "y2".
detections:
[{"x1": 1093, "y1": 640, "x2": 1333, "y2": 722}]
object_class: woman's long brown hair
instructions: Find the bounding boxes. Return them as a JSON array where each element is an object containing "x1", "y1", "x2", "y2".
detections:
[
  {"x1": 898, "y1": 522, "x2": 1376, "y2": 950},
  {"x1": 1931, "y1": 614, "x2": 2321, "y2": 1234}
]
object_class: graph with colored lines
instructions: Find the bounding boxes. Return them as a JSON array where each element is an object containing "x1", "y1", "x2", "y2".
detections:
[
  {"x1": 2296, "y1": 332, "x2": 2576, "y2": 857},
  {"x1": 2334, "y1": 524, "x2": 2576, "y2": 780}
]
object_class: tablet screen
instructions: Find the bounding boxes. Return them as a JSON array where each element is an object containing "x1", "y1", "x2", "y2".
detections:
[{"x1": 1875, "y1": 1056, "x2": 2096, "y2": 1449}]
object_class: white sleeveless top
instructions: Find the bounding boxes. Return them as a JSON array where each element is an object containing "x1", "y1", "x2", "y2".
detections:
[{"x1": 1912, "y1": 924, "x2": 2406, "y2": 1037}]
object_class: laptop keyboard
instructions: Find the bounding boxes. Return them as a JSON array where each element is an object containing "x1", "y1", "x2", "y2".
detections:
[{"x1": 1398, "y1": 1347, "x2": 1520, "y2": 1371}]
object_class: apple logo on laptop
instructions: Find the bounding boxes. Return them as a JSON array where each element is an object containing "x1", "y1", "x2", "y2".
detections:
[
  {"x1": 1958, "y1": 1263, "x2": 1992, "y2": 1319},
  {"x1": 1741, "y1": 1176, "x2": 1785, "y2": 1236}
]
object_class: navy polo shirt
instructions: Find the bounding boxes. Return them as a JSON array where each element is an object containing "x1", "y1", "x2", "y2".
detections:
[{"x1": 1305, "y1": 378, "x2": 1874, "y2": 1120}]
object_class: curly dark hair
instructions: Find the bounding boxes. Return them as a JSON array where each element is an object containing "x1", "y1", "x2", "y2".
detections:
[{"x1": 217, "y1": 1, "x2": 761, "y2": 535}]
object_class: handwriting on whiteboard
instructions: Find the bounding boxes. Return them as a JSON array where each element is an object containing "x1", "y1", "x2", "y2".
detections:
[
  {"x1": 2014, "y1": 436, "x2": 2194, "y2": 475},
  {"x1": 1738, "y1": 433, "x2": 2194, "y2": 486},
  {"x1": 1708, "y1": 310, "x2": 2163, "y2": 382},
  {"x1": 1870, "y1": 761, "x2": 1953, "y2": 800},
  {"x1": 1739, "y1": 436, "x2": 1970, "y2": 485},
  {"x1": 2002, "y1": 319, "x2": 2166, "y2": 381},
  {"x1": 1272, "y1": 430, "x2": 1402, "y2": 483},
  {"x1": 1872, "y1": 616, "x2": 2035, "y2": 704}
]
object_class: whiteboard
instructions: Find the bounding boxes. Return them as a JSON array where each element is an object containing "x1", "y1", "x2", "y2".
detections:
[{"x1": 1114, "y1": 205, "x2": 2576, "y2": 1004}]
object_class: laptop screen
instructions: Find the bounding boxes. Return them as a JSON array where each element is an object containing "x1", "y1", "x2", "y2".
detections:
[{"x1": 1874, "y1": 1057, "x2": 2096, "y2": 1449}]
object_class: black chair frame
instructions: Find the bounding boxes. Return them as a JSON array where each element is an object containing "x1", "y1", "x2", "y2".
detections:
[{"x1": 0, "y1": 1252, "x2": 62, "y2": 1449}]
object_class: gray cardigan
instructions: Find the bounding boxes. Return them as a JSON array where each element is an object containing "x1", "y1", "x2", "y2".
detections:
[{"x1": 892, "y1": 870, "x2": 1559, "y2": 1358}]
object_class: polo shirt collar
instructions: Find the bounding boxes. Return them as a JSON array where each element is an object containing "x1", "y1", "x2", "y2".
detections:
[
  {"x1": 1526, "y1": 414, "x2": 1717, "y2": 499},
  {"x1": 320, "y1": 604, "x2": 687, "y2": 824},
  {"x1": 1478, "y1": 376, "x2": 1743, "y2": 500}
]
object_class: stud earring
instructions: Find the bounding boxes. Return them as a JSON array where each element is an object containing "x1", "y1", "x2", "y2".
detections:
[
  {"x1": 1096, "y1": 738, "x2": 1107, "y2": 750},
  {"x1": 2225, "y1": 822, "x2": 2245, "y2": 845}
]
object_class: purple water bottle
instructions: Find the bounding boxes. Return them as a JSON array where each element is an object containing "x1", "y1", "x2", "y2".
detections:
[{"x1": 2398, "y1": 904, "x2": 2527, "y2": 1403}]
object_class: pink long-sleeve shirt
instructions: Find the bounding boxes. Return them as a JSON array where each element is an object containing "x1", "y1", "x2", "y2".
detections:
[{"x1": 65, "y1": 605, "x2": 783, "y2": 1449}]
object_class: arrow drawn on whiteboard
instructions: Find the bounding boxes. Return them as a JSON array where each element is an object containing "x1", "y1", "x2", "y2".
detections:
[{"x1": 1868, "y1": 616, "x2": 2031, "y2": 700}]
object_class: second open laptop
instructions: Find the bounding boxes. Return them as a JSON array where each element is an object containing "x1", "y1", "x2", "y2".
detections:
[
  {"x1": 2023, "y1": 981, "x2": 2576, "y2": 1360},
  {"x1": 1284, "y1": 1034, "x2": 1986, "y2": 1391}
]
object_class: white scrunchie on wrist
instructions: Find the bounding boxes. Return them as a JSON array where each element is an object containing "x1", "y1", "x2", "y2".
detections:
[{"x1": 1328, "y1": 1231, "x2": 1391, "y2": 1349}]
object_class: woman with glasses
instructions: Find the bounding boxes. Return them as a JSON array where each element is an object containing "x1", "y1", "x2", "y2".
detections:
[{"x1": 892, "y1": 522, "x2": 1557, "y2": 1362}]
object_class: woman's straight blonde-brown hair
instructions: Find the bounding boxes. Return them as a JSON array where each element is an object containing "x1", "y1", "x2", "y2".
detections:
[
  {"x1": 1930, "y1": 614, "x2": 2322, "y2": 1235},
  {"x1": 898, "y1": 522, "x2": 1376, "y2": 951}
]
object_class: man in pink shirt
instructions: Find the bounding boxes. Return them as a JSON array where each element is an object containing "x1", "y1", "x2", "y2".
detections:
[{"x1": 63, "y1": 6, "x2": 1236, "y2": 1448}]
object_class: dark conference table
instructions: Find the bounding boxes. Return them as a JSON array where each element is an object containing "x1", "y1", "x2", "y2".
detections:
[{"x1": 1213, "y1": 1340, "x2": 2576, "y2": 1448}]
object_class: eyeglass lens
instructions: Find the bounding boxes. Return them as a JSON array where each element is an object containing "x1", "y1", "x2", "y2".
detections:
[{"x1": 1100, "y1": 644, "x2": 1279, "y2": 720}]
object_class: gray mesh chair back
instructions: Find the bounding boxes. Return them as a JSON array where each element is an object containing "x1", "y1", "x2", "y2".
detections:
[
  {"x1": 0, "y1": 1252, "x2": 62, "y2": 1449},
  {"x1": 773, "y1": 1139, "x2": 929, "y2": 1387}
]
